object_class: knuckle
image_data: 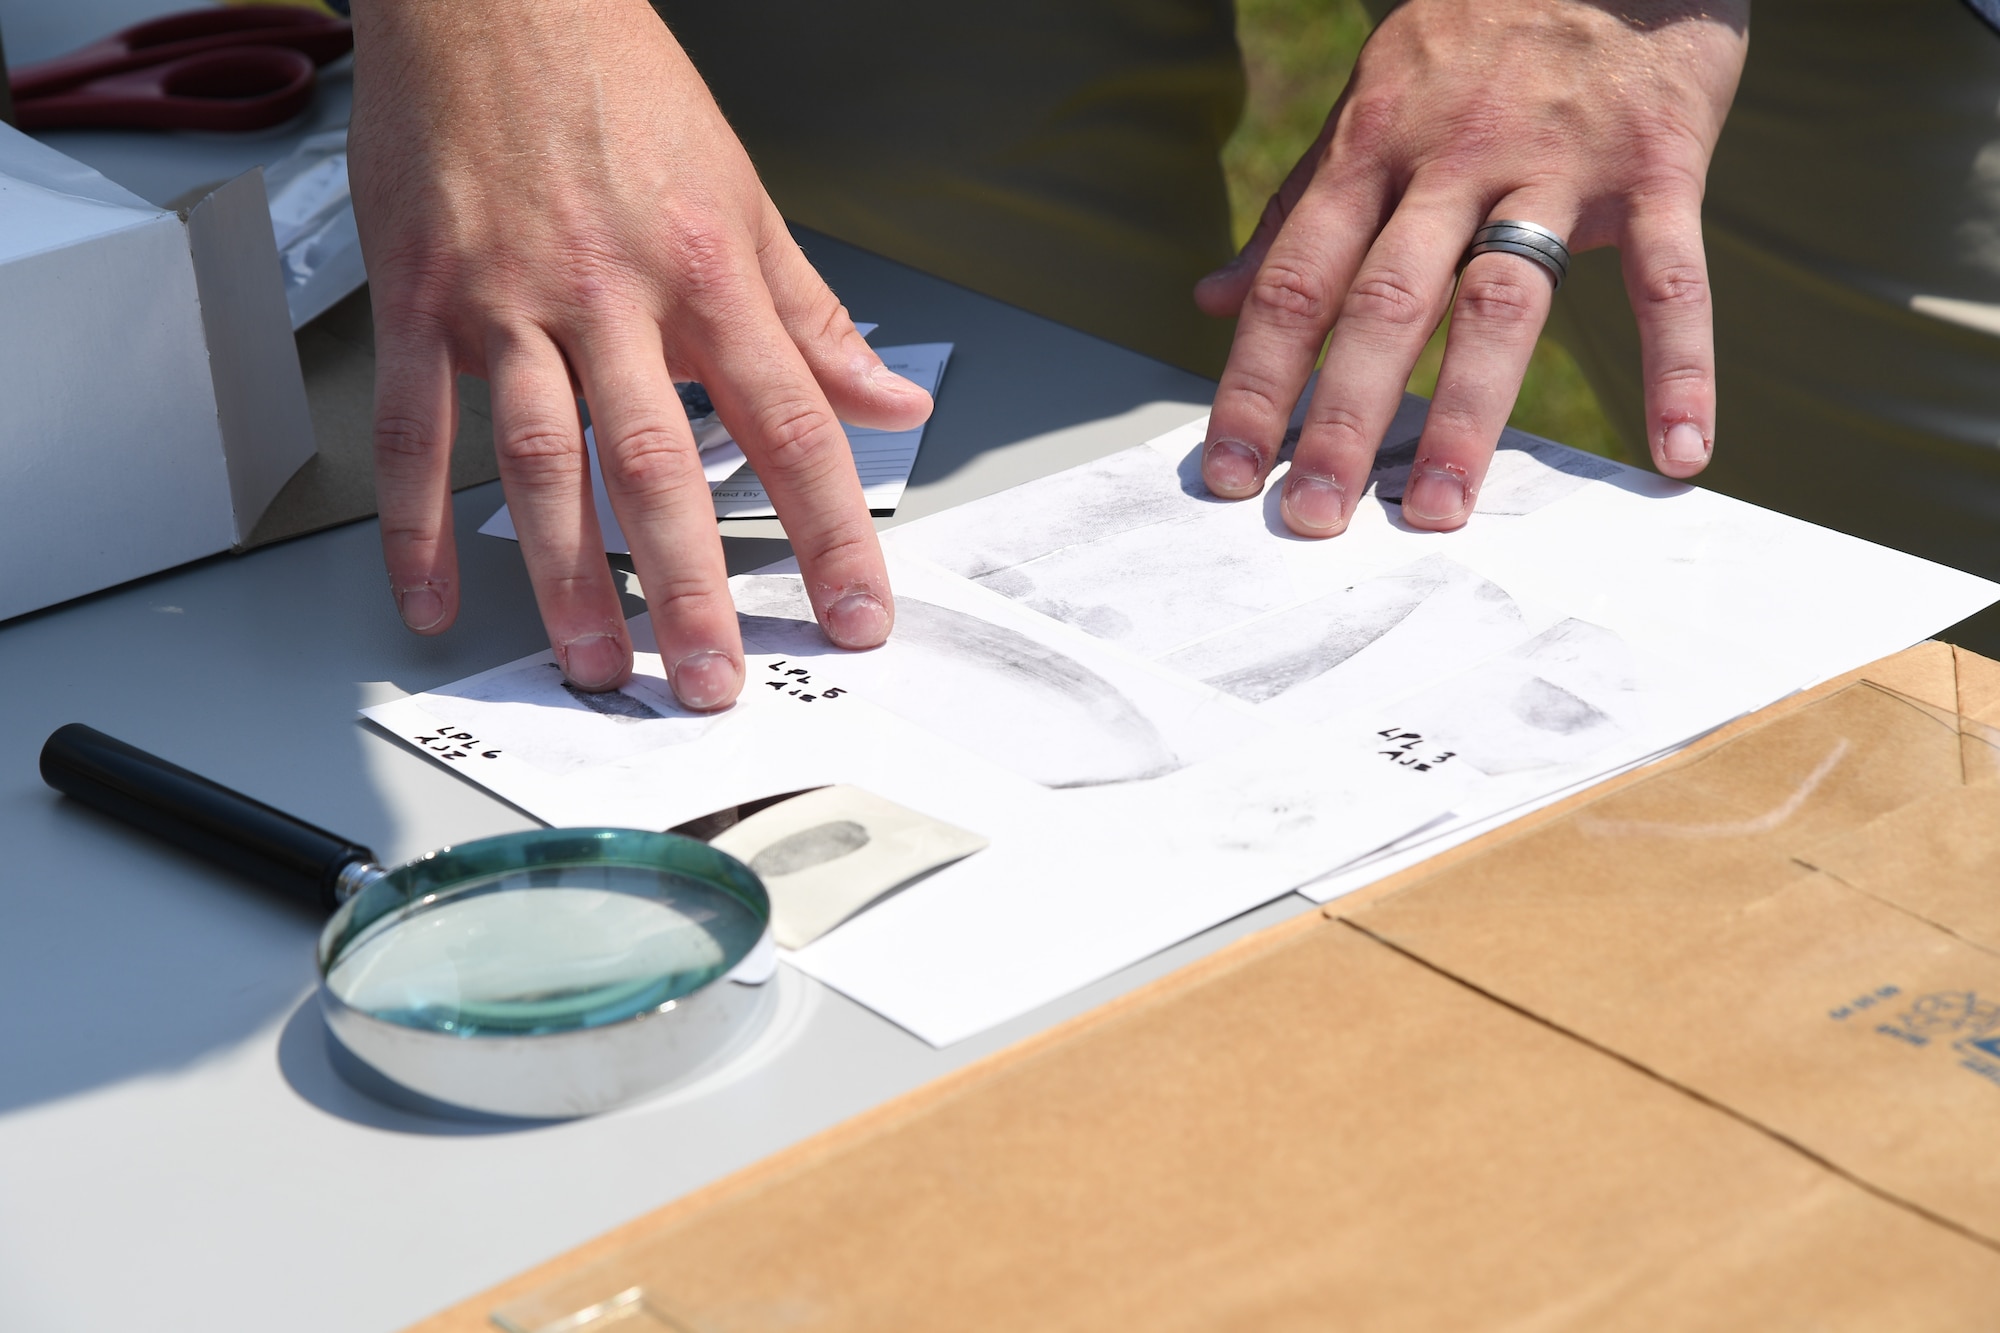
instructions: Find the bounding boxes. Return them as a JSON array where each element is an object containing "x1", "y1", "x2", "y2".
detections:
[
  {"x1": 540, "y1": 571, "x2": 608, "y2": 607},
  {"x1": 1652, "y1": 361, "x2": 1711, "y2": 390},
  {"x1": 1216, "y1": 370, "x2": 1291, "y2": 433},
  {"x1": 751, "y1": 398, "x2": 843, "y2": 473},
  {"x1": 1422, "y1": 401, "x2": 1488, "y2": 446},
  {"x1": 1246, "y1": 262, "x2": 1332, "y2": 326},
  {"x1": 646, "y1": 572, "x2": 729, "y2": 623},
  {"x1": 1335, "y1": 91, "x2": 1401, "y2": 160},
  {"x1": 495, "y1": 422, "x2": 584, "y2": 485},
  {"x1": 1453, "y1": 271, "x2": 1543, "y2": 327},
  {"x1": 379, "y1": 521, "x2": 445, "y2": 567},
  {"x1": 1342, "y1": 268, "x2": 1434, "y2": 332},
  {"x1": 1639, "y1": 260, "x2": 1709, "y2": 312},
  {"x1": 368, "y1": 241, "x2": 458, "y2": 304},
  {"x1": 1305, "y1": 399, "x2": 1376, "y2": 453},
  {"x1": 542, "y1": 240, "x2": 644, "y2": 314},
  {"x1": 801, "y1": 525, "x2": 881, "y2": 577},
  {"x1": 373, "y1": 415, "x2": 447, "y2": 472},
  {"x1": 599, "y1": 424, "x2": 692, "y2": 499},
  {"x1": 1435, "y1": 104, "x2": 1511, "y2": 166},
  {"x1": 661, "y1": 217, "x2": 744, "y2": 305}
]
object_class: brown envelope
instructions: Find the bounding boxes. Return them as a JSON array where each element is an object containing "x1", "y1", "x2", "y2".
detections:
[
  {"x1": 1798, "y1": 762, "x2": 2000, "y2": 953},
  {"x1": 482, "y1": 922, "x2": 2000, "y2": 1333},
  {"x1": 407, "y1": 643, "x2": 2000, "y2": 1333},
  {"x1": 1353, "y1": 679, "x2": 2000, "y2": 1242}
]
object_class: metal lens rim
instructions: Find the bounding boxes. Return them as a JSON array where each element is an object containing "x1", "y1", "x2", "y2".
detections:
[{"x1": 314, "y1": 827, "x2": 771, "y2": 1029}]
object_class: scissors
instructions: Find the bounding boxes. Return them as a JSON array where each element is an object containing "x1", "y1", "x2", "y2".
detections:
[{"x1": 10, "y1": 6, "x2": 352, "y2": 133}]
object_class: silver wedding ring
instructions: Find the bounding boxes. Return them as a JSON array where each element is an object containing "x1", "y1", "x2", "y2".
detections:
[{"x1": 1463, "y1": 219, "x2": 1571, "y2": 289}]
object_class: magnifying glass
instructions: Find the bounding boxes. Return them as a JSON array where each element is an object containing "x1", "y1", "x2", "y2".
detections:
[{"x1": 40, "y1": 724, "x2": 775, "y2": 1120}]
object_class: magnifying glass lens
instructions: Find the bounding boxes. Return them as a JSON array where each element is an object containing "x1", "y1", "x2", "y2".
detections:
[{"x1": 325, "y1": 862, "x2": 766, "y2": 1037}]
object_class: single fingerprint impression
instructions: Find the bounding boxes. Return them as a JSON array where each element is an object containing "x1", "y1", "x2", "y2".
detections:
[
  {"x1": 1510, "y1": 676, "x2": 1612, "y2": 737},
  {"x1": 751, "y1": 820, "x2": 871, "y2": 877},
  {"x1": 560, "y1": 676, "x2": 664, "y2": 723},
  {"x1": 736, "y1": 582, "x2": 1184, "y2": 787}
]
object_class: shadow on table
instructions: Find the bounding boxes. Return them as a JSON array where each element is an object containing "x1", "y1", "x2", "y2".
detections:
[
  {"x1": 0, "y1": 488, "x2": 549, "y2": 1120},
  {"x1": 273, "y1": 1000, "x2": 562, "y2": 1137}
]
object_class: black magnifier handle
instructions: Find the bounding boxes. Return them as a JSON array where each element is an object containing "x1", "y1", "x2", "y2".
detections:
[{"x1": 40, "y1": 723, "x2": 377, "y2": 914}]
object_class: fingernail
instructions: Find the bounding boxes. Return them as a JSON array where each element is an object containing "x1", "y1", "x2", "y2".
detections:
[
  {"x1": 558, "y1": 631, "x2": 626, "y2": 691},
  {"x1": 396, "y1": 585, "x2": 445, "y2": 632},
  {"x1": 1404, "y1": 464, "x2": 1469, "y2": 523},
  {"x1": 1663, "y1": 422, "x2": 1709, "y2": 467},
  {"x1": 1282, "y1": 470, "x2": 1347, "y2": 534},
  {"x1": 1196, "y1": 261, "x2": 1240, "y2": 289},
  {"x1": 825, "y1": 591, "x2": 891, "y2": 648},
  {"x1": 670, "y1": 650, "x2": 739, "y2": 711},
  {"x1": 1204, "y1": 438, "x2": 1261, "y2": 496},
  {"x1": 868, "y1": 362, "x2": 926, "y2": 398},
  {"x1": 1211, "y1": 250, "x2": 1253, "y2": 278}
]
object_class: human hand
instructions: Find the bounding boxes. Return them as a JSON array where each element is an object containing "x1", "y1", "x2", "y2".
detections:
[
  {"x1": 347, "y1": 0, "x2": 932, "y2": 708},
  {"x1": 1195, "y1": 0, "x2": 1747, "y2": 533}
]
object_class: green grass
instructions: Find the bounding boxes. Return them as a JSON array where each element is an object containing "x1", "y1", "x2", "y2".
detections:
[{"x1": 1222, "y1": 0, "x2": 1627, "y2": 461}]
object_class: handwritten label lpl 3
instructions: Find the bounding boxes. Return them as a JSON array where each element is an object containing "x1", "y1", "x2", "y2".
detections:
[
  {"x1": 412, "y1": 728, "x2": 502, "y2": 763},
  {"x1": 764, "y1": 659, "x2": 847, "y2": 704},
  {"x1": 1377, "y1": 728, "x2": 1456, "y2": 773}
]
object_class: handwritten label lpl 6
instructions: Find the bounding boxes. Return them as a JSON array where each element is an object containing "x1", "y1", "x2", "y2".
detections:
[
  {"x1": 412, "y1": 728, "x2": 502, "y2": 762},
  {"x1": 764, "y1": 659, "x2": 847, "y2": 705}
]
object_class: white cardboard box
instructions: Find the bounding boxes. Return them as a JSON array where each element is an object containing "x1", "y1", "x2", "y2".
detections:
[{"x1": 0, "y1": 122, "x2": 315, "y2": 622}]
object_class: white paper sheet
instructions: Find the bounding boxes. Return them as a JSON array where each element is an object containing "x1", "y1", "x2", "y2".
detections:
[
  {"x1": 387, "y1": 391, "x2": 2000, "y2": 1044},
  {"x1": 365, "y1": 563, "x2": 1469, "y2": 1044}
]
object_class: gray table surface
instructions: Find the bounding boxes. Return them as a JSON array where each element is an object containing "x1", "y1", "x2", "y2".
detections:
[{"x1": 0, "y1": 233, "x2": 1313, "y2": 1331}]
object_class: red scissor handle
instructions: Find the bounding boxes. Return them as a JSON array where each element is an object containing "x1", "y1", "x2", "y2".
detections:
[
  {"x1": 13, "y1": 46, "x2": 318, "y2": 133},
  {"x1": 10, "y1": 6, "x2": 351, "y2": 100}
]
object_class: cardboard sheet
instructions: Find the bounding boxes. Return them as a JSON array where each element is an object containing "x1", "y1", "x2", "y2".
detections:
[{"x1": 402, "y1": 644, "x2": 2000, "y2": 1333}]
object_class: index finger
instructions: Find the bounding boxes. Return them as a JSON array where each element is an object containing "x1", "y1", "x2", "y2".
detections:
[
  {"x1": 683, "y1": 278, "x2": 893, "y2": 652},
  {"x1": 572, "y1": 318, "x2": 745, "y2": 711}
]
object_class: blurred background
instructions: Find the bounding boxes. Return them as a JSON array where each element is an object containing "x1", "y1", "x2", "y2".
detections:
[{"x1": 1223, "y1": 0, "x2": 1626, "y2": 461}]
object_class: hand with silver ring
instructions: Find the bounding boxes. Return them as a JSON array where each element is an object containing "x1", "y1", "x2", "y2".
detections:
[
  {"x1": 1464, "y1": 221, "x2": 1571, "y2": 290},
  {"x1": 1195, "y1": 0, "x2": 1748, "y2": 535}
]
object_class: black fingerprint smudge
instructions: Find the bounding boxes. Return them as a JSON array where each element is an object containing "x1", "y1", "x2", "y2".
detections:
[
  {"x1": 560, "y1": 677, "x2": 665, "y2": 724},
  {"x1": 750, "y1": 820, "x2": 872, "y2": 877},
  {"x1": 736, "y1": 586, "x2": 1182, "y2": 787},
  {"x1": 1197, "y1": 587, "x2": 1430, "y2": 703},
  {"x1": 891, "y1": 599, "x2": 1178, "y2": 784}
]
